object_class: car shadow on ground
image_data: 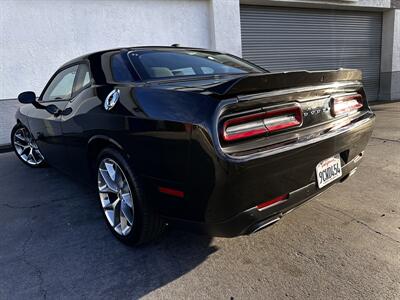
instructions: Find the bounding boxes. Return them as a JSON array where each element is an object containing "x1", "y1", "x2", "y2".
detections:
[{"x1": 0, "y1": 152, "x2": 216, "y2": 299}]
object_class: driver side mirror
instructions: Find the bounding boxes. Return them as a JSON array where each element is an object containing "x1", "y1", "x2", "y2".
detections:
[{"x1": 18, "y1": 91, "x2": 37, "y2": 104}]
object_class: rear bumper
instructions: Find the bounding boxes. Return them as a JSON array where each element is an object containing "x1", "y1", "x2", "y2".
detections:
[
  {"x1": 162, "y1": 111, "x2": 374, "y2": 237},
  {"x1": 206, "y1": 150, "x2": 363, "y2": 237},
  {"x1": 200, "y1": 111, "x2": 375, "y2": 237}
]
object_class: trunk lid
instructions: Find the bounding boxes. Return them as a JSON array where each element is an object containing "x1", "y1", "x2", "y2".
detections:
[{"x1": 213, "y1": 69, "x2": 369, "y2": 157}]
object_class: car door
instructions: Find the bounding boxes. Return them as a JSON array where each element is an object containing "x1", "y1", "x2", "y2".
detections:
[
  {"x1": 27, "y1": 65, "x2": 78, "y2": 169},
  {"x1": 58, "y1": 63, "x2": 95, "y2": 178}
]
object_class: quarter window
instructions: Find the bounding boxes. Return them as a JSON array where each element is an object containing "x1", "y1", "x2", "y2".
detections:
[
  {"x1": 74, "y1": 64, "x2": 92, "y2": 93},
  {"x1": 83, "y1": 71, "x2": 90, "y2": 86},
  {"x1": 42, "y1": 65, "x2": 78, "y2": 101}
]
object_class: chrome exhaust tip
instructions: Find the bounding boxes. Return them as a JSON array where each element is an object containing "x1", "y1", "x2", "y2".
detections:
[{"x1": 249, "y1": 216, "x2": 281, "y2": 234}]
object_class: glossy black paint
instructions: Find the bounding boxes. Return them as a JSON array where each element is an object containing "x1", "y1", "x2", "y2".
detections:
[{"x1": 15, "y1": 46, "x2": 375, "y2": 237}]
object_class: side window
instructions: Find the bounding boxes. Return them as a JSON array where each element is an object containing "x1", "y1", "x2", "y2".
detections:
[
  {"x1": 73, "y1": 64, "x2": 92, "y2": 93},
  {"x1": 42, "y1": 65, "x2": 78, "y2": 101}
]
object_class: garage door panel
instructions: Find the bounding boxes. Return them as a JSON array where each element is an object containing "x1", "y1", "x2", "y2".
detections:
[{"x1": 241, "y1": 5, "x2": 382, "y2": 100}]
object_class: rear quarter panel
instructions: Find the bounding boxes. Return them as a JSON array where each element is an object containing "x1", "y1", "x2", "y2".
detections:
[{"x1": 60, "y1": 84, "x2": 220, "y2": 220}]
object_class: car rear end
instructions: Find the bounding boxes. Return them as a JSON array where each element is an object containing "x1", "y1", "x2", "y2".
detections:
[{"x1": 195, "y1": 71, "x2": 375, "y2": 237}]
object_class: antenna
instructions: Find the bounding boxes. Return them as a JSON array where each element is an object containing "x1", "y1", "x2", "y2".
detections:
[{"x1": 171, "y1": 44, "x2": 181, "y2": 47}]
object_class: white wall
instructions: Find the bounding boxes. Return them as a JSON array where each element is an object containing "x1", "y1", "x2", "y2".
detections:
[
  {"x1": 210, "y1": 0, "x2": 242, "y2": 56},
  {"x1": 0, "y1": 0, "x2": 212, "y2": 99},
  {"x1": 380, "y1": 9, "x2": 400, "y2": 100},
  {"x1": 381, "y1": 10, "x2": 399, "y2": 73},
  {"x1": 2, "y1": 0, "x2": 395, "y2": 101}
]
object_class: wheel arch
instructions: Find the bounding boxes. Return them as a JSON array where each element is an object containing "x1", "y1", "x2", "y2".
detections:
[
  {"x1": 87, "y1": 135, "x2": 126, "y2": 171},
  {"x1": 14, "y1": 116, "x2": 27, "y2": 128}
]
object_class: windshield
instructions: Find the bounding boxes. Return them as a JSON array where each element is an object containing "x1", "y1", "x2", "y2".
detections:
[{"x1": 128, "y1": 50, "x2": 264, "y2": 80}]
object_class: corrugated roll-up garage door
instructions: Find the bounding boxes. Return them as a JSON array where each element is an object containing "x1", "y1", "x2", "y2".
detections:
[{"x1": 240, "y1": 5, "x2": 382, "y2": 100}]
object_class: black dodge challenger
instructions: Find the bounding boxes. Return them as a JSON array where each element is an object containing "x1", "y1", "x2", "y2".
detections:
[{"x1": 12, "y1": 46, "x2": 375, "y2": 245}]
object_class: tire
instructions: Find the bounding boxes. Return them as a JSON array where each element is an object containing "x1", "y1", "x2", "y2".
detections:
[
  {"x1": 11, "y1": 124, "x2": 46, "y2": 168},
  {"x1": 96, "y1": 147, "x2": 164, "y2": 245}
]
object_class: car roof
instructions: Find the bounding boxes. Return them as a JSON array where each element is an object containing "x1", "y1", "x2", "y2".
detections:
[{"x1": 60, "y1": 46, "x2": 217, "y2": 68}]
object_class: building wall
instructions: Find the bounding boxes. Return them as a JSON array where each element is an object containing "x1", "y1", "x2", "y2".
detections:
[
  {"x1": 380, "y1": 9, "x2": 400, "y2": 100},
  {"x1": 210, "y1": 0, "x2": 242, "y2": 56},
  {"x1": 241, "y1": 0, "x2": 391, "y2": 10},
  {"x1": 1, "y1": 0, "x2": 398, "y2": 101},
  {"x1": 0, "y1": 0, "x2": 212, "y2": 99}
]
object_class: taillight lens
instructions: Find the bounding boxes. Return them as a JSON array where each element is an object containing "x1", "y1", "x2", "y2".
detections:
[
  {"x1": 222, "y1": 105, "x2": 303, "y2": 142},
  {"x1": 331, "y1": 94, "x2": 363, "y2": 117}
]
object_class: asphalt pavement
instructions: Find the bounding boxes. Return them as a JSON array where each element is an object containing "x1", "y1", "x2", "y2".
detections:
[{"x1": 0, "y1": 102, "x2": 399, "y2": 299}]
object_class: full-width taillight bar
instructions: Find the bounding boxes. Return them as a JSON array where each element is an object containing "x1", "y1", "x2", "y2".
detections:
[
  {"x1": 331, "y1": 93, "x2": 364, "y2": 117},
  {"x1": 222, "y1": 105, "x2": 303, "y2": 142}
]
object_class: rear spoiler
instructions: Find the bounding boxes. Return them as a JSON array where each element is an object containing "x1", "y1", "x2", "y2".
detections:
[{"x1": 209, "y1": 69, "x2": 362, "y2": 97}]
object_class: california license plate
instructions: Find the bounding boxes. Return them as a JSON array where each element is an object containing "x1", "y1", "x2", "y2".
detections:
[{"x1": 316, "y1": 155, "x2": 342, "y2": 188}]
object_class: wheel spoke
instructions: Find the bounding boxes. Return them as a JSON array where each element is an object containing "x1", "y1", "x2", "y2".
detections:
[
  {"x1": 97, "y1": 158, "x2": 134, "y2": 236},
  {"x1": 120, "y1": 213, "x2": 130, "y2": 236},
  {"x1": 29, "y1": 150, "x2": 38, "y2": 164},
  {"x1": 98, "y1": 184, "x2": 116, "y2": 194},
  {"x1": 21, "y1": 146, "x2": 31, "y2": 156},
  {"x1": 31, "y1": 148, "x2": 39, "y2": 163},
  {"x1": 14, "y1": 133, "x2": 26, "y2": 142},
  {"x1": 121, "y1": 200, "x2": 134, "y2": 225},
  {"x1": 21, "y1": 128, "x2": 30, "y2": 141},
  {"x1": 105, "y1": 210, "x2": 116, "y2": 227},
  {"x1": 120, "y1": 192, "x2": 133, "y2": 208},
  {"x1": 99, "y1": 168, "x2": 119, "y2": 193},
  {"x1": 14, "y1": 128, "x2": 44, "y2": 166},
  {"x1": 103, "y1": 196, "x2": 121, "y2": 228},
  {"x1": 14, "y1": 140, "x2": 27, "y2": 148},
  {"x1": 103, "y1": 196, "x2": 120, "y2": 210},
  {"x1": 105, "y1": 162, "x2": 116, "y2": 181},
  {"x1": 15, "y1": 144, "x2": 28, "y2": 155},
  {"x1": 113, "y1": 200, "x2": 121, "y2": 229},
  {"x1": 14, "y1": 134, "x2": 28, "y2": 145}
]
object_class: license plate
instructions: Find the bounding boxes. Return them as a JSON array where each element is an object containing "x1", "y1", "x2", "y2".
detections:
[{"x1": 316, "y1": 155, "x2": 342, "y2": 188}]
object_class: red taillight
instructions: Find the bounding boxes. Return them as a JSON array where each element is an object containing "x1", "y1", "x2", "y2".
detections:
[
  {"x1": 222, "y1": 106, "x2": 302, "y2": 142},
  {"x1": 331, "y1": 94, "x2": 363, "y2": 117},
  {"x1": 256, "y1": 194, "x2": 288, "y2": 211}
]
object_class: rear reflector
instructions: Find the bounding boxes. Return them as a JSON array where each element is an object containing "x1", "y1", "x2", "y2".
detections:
[
  {"x1": 222, "y1": 106, "x2": 302, "y2": 142},
  {"x1": 158, "y1": 187, "x2": 184, "y2": 198},
  {"x1": 331, "y1": 93, "x2": 363, "y2": 117},
  {"x1": 256, "y1": 194, "x2": 288, "y2": 211}
]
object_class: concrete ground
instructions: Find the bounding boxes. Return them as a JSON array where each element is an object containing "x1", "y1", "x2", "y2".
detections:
[{"x1": 0, "y1": 102, "x2": 398, "y2": 300}]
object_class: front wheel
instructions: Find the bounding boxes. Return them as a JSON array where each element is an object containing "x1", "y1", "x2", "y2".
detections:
[
  {"x1": 96, "y1": 148, "x2": 164, "y2": 245},
  {"x1": 11, "y1": 125, "x2": 46, "y2": 168}
]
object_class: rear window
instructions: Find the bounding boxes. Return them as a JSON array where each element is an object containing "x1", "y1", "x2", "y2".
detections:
[
  {"x1": 111, "y1": 53, "x2": 134, "y2": 82},
  {"x1": 128, "y1": 50, "x2": 264, "y2": 80}
]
